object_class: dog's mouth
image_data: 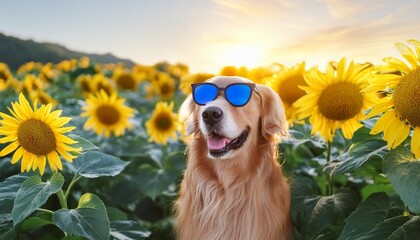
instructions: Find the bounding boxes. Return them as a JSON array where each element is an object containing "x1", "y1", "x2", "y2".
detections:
[{"x1": 207, "y1": 129, "x2": 249, "y2": 158}]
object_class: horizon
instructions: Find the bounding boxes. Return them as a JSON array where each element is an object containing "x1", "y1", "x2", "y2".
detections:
[{"x1": 2, "y1": 0, "x2": 420, "y2": 73}]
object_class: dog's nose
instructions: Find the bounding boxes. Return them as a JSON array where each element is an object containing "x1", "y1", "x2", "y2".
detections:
[{"x1": 202, "y1": 106, "x2": 223, "y2": 125}]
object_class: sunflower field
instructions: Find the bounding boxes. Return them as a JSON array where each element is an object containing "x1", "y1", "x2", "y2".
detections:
[{"x1": 1, "y1": 39, "x2": 420, "y2": 240}]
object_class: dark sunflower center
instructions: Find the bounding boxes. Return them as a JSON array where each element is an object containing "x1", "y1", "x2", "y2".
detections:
[
  {"x1": 393, "y1": 68, "x2": 420, "y2": 127},
  {"x1": 96, "y1": 105, "x2": 120, "y2": 125},
  {"x1": 17, "y1": 119, "x2": 56, "y2": 155},
  {"x1": 117, "y1": 74, "x2": 136, "y2": 90},
  {"x1": 80, "y1": 79, "x2": 92, "y2": 92},
  {"x1": 0, "y1": 71, "x2": 8, "y2": 80},
  {"x1": 278, "y1": 74, "x2": 307, "y2": 105},
  {"x1": 39, "y1": 95, "x2": 50, "y2": 105},
  {"x1": 160, "y1": 83, "x2": 172, "y2": 96},
  {"x1": 154, "y1": 113, "x2": 172, "y2": 131},
  {"x1": 97, "y1": 83, "x2": 113, "y2": 96},
  {"x1": 318, "y1": 82, "x2": 363, "y2": 121}
]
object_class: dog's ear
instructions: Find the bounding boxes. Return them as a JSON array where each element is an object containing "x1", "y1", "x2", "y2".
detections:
[
  {"x1": 179, "y1": 95, "x2": 197, "y2": 135},
  {"x1": 258, "y1": 84, "x2": 288, "y2": 138}
]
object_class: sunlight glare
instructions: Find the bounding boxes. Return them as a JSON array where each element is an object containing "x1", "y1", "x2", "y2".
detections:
[{"x1": 216, "y1": 43, "x2": 264, "y2": 68}]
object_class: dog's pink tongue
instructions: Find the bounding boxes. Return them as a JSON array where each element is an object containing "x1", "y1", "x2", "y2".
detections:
[{"x1": 207, "y1": 136, "x2": 230, "y2": 150}]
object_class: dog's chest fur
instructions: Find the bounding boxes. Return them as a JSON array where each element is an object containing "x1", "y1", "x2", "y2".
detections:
[{"x1": 175, "y1": 139, "x2": 291, "y2": 240}]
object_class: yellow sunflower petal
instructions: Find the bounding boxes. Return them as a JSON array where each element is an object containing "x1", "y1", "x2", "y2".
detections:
[
  {"x1": 408, "y1": 39, "x2": 420, "y2": 58},
  {"x1": 411, "y1": 127, "x2": 420, "y2": 159},
  {"x1": 56, "y1": 146, "x2": 76, "y2": 162},
  {"x1": 38, "y1": 155, "x2": 47, "y2": 175},
  {"x1": 370, "y1": 111, "x2": 394, "y2": 135},
  {"x1": 0, "y1": 141, "x2": 19, "y2": 156},
  {"x1": 56, "y1": 134, "x2": 78, "y2": 144},
  {"x1": 395, "y1": 42, "x2": 419, "y2": 69},
  {"x1": 47, "y1": 151, "x2": 61, "y2": 171},
  {"x1": 11, "y1": 146, "x2": 24, "y2": 164},
  {"x1": 336, "y1": 58, "x2": 347, "y2": 81},
  {"x1": 388, "y1": 121, "x2": 410, "y2": 149},
  {"x1": 31, "y1": 155, "x2": 39, "y2": 172},
  {"x1": 0, "y1": 135, "x2": 17, "y2": 144},
  {"x1": 21, "y1": 151, "x2": 32, "y2": 172},
  {"x1": 0, "y1": 112, "x2": 20, "y2": 126},
  {"x1": 366, "y1": 99, "x2": 393, "y2": 118},
  {"x1": 341, "y1": 118, "x2": 362, "y2": 139},
  {"x1": 383, "y1": 57, "x2": 410, "y2": 74}
]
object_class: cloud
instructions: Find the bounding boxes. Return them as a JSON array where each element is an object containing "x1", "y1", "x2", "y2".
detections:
[
  {"x1": 212, "y1": 0, "x2": 299, "y2": 20},
  {"x1": 320, "y1": 0, "x2": 397, "y2": 20},
  {"x1": 272, "y1": 8, "x2": 420, "y2": 66}
]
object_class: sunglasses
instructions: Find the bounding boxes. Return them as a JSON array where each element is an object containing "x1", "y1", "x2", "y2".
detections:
[{"x1": 191, "y1": 83, "x2": 261, "y2": 107}]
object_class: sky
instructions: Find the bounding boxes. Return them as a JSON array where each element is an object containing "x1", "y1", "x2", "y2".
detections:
[{"x1": 1, "y1": 0, "x2": 420, "y2": 73}]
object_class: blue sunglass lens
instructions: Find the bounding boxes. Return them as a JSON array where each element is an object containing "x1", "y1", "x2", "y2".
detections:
[
  {"x1": 225, "y1": 84, "x2": 252, "y2": 106},
  {"x1": 193, "y1": 84, "x2": 218, "y2": 105}
]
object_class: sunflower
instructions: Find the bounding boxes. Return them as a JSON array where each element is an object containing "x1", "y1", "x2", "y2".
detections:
[
  {"x1": 179, "y1": 73, "x2": 215, "y2": 95},
  {"x1": 81, "y1": 91, "x2": 135, "y2": 138},
  {"x1": 366, "y1": 40, "x2": 420, "y2": 158},
  {"x1": 29, "y1": 90, "x2": 57, "y2": 106},
  {"x1": 77, "y1": 74, "x2": 95, "y2": 96},
  {"x1": 92, "y1": 74, "x2": 115, "y2": 96},
  {"x1": 113, "y1": 69, "x2": 141, "y2": 91},
  {"x1": 17, "y1": 62, "x2": 42, "y2": 75},
  {"x1": 266, "y1": 62, "x2": 308, "y2": 123},
  {"x1": 132, "y1": 64, "x2": 157, "y2": 82},
  {"x1": 39, "y1": 63, "x2": 58, "y2": 83},
  {"x1": 0, "y1": 63, "x2": 12, "y2": 81},
  {"x1": 18, "y1": 74, "x2": 45, "y2": 96},
  {"x1": 294, "y1": 58, "x2": 378, "y2": 142},
  {"x1": 167, "y1": 63, "x2": 189, "y2": 78},
  {"x1": 153, "y1": 72, "x2": 176, "y2": 100},
  {"x1": 145, "y1": 101, "x2": 180, "y2": 145},
  {"x1": 0, "y1": 93, "x2": 81, "y2": 175},
  {"x1": 0, "y1": 63, "x2": 12, "y2": 92},
  {"x1": 219, "y1": 65, "x2": 248, "y2": 77},
  {"x1": 79, "y1": 57, "x2": 90, "y2": 69},
  {"x1": 246, "y1": 66, "x2": 273, "y2": 84},
  {"x1": 57, "y1": 59, "x2": 77, "y2": 73}
]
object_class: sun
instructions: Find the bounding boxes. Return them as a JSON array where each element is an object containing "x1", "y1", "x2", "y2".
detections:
[{"x1": 217, "y1": 43, "x2": 264, "y2": 68}]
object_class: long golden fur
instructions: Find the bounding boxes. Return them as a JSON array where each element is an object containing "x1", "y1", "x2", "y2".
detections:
[{"x1": 174, "y1": 76, "x2": 293, "y2": 240}]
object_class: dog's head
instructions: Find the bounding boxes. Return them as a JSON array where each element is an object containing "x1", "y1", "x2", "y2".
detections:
[{"x1": 180, "y1": 76, "x2": 287, "y2": 159}]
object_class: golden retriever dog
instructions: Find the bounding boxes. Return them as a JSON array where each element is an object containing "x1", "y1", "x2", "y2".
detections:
[{"x1": 174, "y1": 76, "x2": 293, "y2": 240}]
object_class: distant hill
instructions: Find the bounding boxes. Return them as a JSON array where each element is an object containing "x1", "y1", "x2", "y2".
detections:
[{"x1": 0, "y1": 32, "x2": 136, "y2": 70}]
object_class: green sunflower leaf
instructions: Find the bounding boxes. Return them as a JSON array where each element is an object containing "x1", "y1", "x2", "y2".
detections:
[
  {"x1": 135, "y1": 164, "x2": 178, "y2": 200},
  {"x1": 68, "y1": 134, "x2": 99, "y2": 152},
  {"x1": 387, "y1": 216, "x2": 420, "y2": 239},
  {"x1": 338, "y1": 192, "x2": 392, "y2": 240},
  {"x1": 0, "y1": 221, "x2": 17, "y2": 240},
  {"x1": 68, "y1": 151, "x2": 129, "y2": 178},
  {"x1": 21, "y1": 216, "x2": 53, "y2": 231},
  {"x1": 0, "y1": 173, "x2": 31, "y2": 202},
  {"x1": 110, "y1": 220, "x2": 151, "y2": 240},
  {"x1": 332, "y1": 139, "x2": 387, "y2": 175},
  {"x1": 12, "y1": 172, "x2": 64, "y2": 226},
  {"x1": 383, "y1": 147, "x2": 420, "y2": 213},
  {"x1": 292, "y1": 189, "x2": 359, "y2": 240},
  {"x1": 53, "y1": 193, "x2": 110, "y2": 240}
]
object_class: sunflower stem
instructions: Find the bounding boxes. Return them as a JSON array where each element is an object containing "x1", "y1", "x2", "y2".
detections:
[
  {"x1": 160, "y1": 144, "x2": 168, "y2": 168},
  {"x1": 326, "y1": 141, "x2": 334, "y2": 195},
  {"x1": 57, "y1": 189, "x2": 68, "y2": 209},
  {"x1": 64, "y1": 174, "x2": 82, "y2": 203},
  {"x1": 37, "y1": 208, "x2": 54, "y2": 215}
]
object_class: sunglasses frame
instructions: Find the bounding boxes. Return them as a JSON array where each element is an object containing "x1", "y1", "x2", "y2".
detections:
[{"x1": 191, "y1": 82, "x2": 261, "y2": 107}]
